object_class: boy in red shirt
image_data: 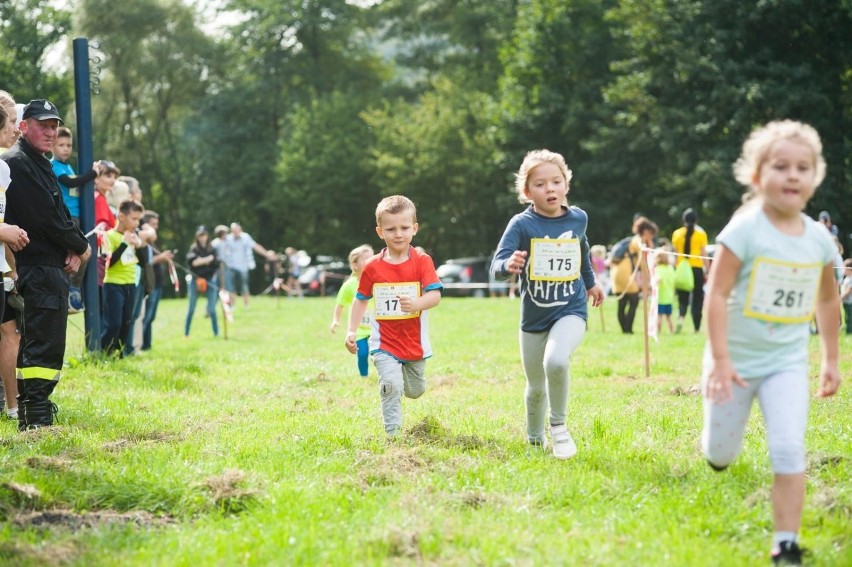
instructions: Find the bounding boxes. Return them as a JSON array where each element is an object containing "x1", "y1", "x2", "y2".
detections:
[{"x1": 345, "y1": 195, "x2": 443, "y2": 435}]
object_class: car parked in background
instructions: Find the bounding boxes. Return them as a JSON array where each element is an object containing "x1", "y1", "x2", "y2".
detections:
[
  {"x1": 436, "y1": 256, "x2": 491, "y2": 297},
  {"x1": 299, "y1": 256, "x2": 351, "y2": 297}
]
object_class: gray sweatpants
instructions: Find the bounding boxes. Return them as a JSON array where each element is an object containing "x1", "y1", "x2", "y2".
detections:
[
  {"x1": 520, "y1": 315, "x2": 586, "y2": 443},
  {"x1": 373, "y1": 352, "x2": 427, "y2": 435}
]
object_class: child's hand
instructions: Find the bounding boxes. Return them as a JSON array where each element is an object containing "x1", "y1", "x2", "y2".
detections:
[
  {"x1": 704, "y1": 358, "x2": 747, "y2": 404},
  {"x1": 816, "y1": 364, "x2": 840, "y2": 398},
  {"x1": 330, "y1": 320, "x2": 339, "y2": 333},
  {"x1": 344, "y1": 332, "x2": 357, "y2": 353},
  {"x1": 587, "y1": 284, "x2": 604, "y2": 307},
  {"x1": 124, "y1": 231, "x2": 142, "y2": 248},
  {"x1": 506, "y1": 251, "x2": 528, "y2": 274},
  {"x1": 397, "y1": 294, "x2": 417, "y2": 313}
]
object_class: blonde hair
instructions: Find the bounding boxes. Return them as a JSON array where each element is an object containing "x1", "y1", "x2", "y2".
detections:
[
  {"x1": 514, "y1": 149, "x2": 573, "y2": 204},
  {"x1": 348, "y1": 244, "x2": 374, "y2": 270},
  {"x1": 656, "y1": 248, "x2": 670, "y2": 265},
  {"x1": 733, "y1": 120, "x2": 827, "y2": 202},
  {"x1": 107, "y1": 180, "x2": 131, "y2": 210},
  {"x1": 375, "y1": 195, "x2": 417, "y2": 225},
  {"x1": 0, "y1": 104, "x2": 6, "y2": 132},
  {"x1": 0, "y1": 91, "x2": 14, "y2": 114},
  {"x1": 590, "y1": 244, "x2": 606, "y2": 259}
]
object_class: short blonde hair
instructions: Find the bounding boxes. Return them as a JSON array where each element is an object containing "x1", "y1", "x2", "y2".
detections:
[
  {"x1": 514, "y1": 149, "x2": 573, "y2": 204},
  {"x1": 733, "y1": 120, "x2": 826, "y2": 190},
  {"x1": 107, "y1": 180, "x2": 130, "y2": 210},
  {"x1": 375, "y1": 195, "x2": 417, "y2": 225},
  {"x1": 348, "y1": 244, "x2": 374, "y2": 269},
  {"x1": 590, "y1": 244, "x2": 606, "y2": 258}
]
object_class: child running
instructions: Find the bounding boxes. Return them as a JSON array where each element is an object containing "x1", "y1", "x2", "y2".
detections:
[
  {"x1": 702, "y1": 120, "x2": 840, "y2": 565},
  {"x1": 330, "y1": 244, "x2": 375, "y2": 377},
  {"x1": 345, "y1": 196, "x2": 443, "y2": 436},
  {"x1": 655, "y1": 249, "x2": 675, "y2": 334},
  {"x1": 491, "y1": 149, "x2": 604, "y2": 459}
]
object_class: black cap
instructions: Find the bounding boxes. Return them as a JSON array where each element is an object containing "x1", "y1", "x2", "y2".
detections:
[
  {"x1": 22, "y1": 99, "x2": 63, "y2": 123},
  {"x1": 195, "y1": 225, "x2": 208, "y2": 235}
]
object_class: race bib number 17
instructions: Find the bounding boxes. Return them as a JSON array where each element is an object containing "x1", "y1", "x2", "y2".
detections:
[
  {"x1": 373, "y1": 282, "x2": 420, "y2": 320},
  {"x1": 743, "y1": 258, "x2": 822, "y2": 323},
  {"x1": 529, "y1": 238, "x2": 581, "y2": 282}
]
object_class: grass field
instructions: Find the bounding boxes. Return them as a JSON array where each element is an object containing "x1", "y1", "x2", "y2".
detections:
[{"x1": 0, "y1": 295, "x2": 849, "y2": 566}]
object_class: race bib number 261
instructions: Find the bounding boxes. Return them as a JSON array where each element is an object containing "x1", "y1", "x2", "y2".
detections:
[{"x1": 743, "y1": 258, "x2": 823, "y2": 323}]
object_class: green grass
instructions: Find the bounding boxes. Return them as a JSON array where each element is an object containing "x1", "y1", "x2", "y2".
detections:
[{"x1": 0, "y1": 296, "x2": 849, "y2": 566}]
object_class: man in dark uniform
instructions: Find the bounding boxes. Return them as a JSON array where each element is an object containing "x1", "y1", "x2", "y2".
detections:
[{"x1": 1, "y1": 99, "x2": 91, "y2": 431}]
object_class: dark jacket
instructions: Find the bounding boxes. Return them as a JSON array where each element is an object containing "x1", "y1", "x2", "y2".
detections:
[{"x1": 2, "y1": 137, "x2": 88, "y2": 268}]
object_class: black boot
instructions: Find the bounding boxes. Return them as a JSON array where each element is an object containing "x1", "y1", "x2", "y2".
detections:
[{"x1": 17, "y1": 378, "x2": 59, "y2": 432}]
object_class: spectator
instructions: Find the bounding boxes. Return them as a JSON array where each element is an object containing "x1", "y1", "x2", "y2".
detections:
[
  {"x1": 609, "y1": 216, "x2": 657, "y2": 334},
  {"x1": 3, "y1": 99, "x2": 89, "y2": 430},
  {"x1": 671, "y1": 208, "x2": 709, "y2": 333},
  {"x1": 285, "y1": 246, "x2": 305, "y2": 299},
  {"x1": 817, "y1": 210, "x2": 839, "y2": 238},
  {"x1": 138, "y1": 212, "x2": 172, "y2": 351},
  {"x1": 101, "y1": 199, "x2": 144, "y2": 355},
  {"x1": 185, "y1": 226, "x2": 219, "y2": 337},
  {"x1": 222, "y1": 222, "x2": 275, "y2": 308}
]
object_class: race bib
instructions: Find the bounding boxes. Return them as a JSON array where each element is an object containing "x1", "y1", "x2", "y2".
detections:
[
  {"x1": 529, "y1": 238, "x2": 581, "y2": 282},
  {"x1": 69, "y1": 187, "x2": 79, "y2": 198},
  {"x1": 120, "y1": 244, "x2": 137, "y2": 265},
  {"x1": 743, "y1": 257, "x2": 823, "y2": 323},
  {"x1": 374, "y1": 282, "x2": 420, "y2": 320}
]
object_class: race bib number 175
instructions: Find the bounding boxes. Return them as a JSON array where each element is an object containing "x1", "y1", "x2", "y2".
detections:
[{"x1": 529, "y1": 238, "x2": 581, "y2": 282}]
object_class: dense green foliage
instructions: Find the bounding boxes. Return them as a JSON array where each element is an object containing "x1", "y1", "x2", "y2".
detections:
[
  {"x1": 0, "y1": 297, "x2": 849, "y2": 564},
  {"x1": 3, "y1": 0, "x2": 851, "y2": 263}
]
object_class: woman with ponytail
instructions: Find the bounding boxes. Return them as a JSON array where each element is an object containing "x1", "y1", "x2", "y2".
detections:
[{"x1": 672, "y1": 208, "x2": 709, "y2": 332}]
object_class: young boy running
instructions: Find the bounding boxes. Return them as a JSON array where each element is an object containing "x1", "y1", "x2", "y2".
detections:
[{"x1": 345, "y1": 196, "x2": 443, "y2": 435}]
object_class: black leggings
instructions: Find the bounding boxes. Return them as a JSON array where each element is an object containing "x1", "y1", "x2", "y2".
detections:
[
  {"x1": 617, "y1": 293, "x2": 640, "y2": 334},
  {"x1": 676, "y1": 266, "x2": 705, "y2": 331}
]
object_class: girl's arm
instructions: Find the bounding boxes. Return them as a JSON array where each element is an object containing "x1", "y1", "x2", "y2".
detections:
[
  {"x1": 814, "y1": 263, "x2": 841, "y2": 398},
  {"x1": 345, "y1": 298, "x2": 369, "y2": 353},
  {"x1": 703, "y1": 245, "x2": 747, "y2": 403},
  {"x1": 330, "y1": 304, "x2": 343, "y2": 333}
]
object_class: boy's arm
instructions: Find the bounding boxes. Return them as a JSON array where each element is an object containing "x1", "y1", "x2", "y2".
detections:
[
  {"x1": 398, "y1": 288, "x2": 441, "y2": 313},
  {"x1": 815, "y1": 263, "x2": 840, "y2": 398},
  {"x1": 57, "y1": 169, "x2": 96, "y2": 188}
]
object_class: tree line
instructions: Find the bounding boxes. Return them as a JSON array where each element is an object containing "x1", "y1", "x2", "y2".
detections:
[{"x1": 3, "y1": 0, "x2": 850, "y2": 266}]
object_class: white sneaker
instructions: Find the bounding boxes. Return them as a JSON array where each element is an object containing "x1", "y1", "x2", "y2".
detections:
[{"x1": 549, "y1": 425, "x2": 577, "y2": 459}]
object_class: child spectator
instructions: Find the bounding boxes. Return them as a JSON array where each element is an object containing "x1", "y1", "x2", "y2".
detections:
[
  {"x1": 51, "y1": 126, "x2": 99, "y2": 224},
  {"x1": 491, "y1": 150, "x2": 604, "y2": 459},
  {"x1": 344, "y1": 196, "x2": 443, "y2": 436},
  {"x1": 50, "y1": 126, "x2": 104, "y2": 313},
  {"x1": 702, "y1": 120, "x2": 840, "y2": 565},
  {"x1": 330, "y1": 244, "x2": 374, "y2": 377},
  {"x1": 840, "y1": 258, "x2": 852, "y2": 335},
  {"x1": 654, "y1": 249, "x2": 675, "y2": 334},
  {"x1": 101, "y1": 199, "x2": 144, "y2": 355},
  {"x1": 590, "y1": 244, "x2": 609, "y2": 295}
]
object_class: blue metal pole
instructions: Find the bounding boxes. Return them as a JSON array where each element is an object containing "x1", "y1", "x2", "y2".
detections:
[{"x1": 73, "y1": 37, "x2": 101, "y2": 352}]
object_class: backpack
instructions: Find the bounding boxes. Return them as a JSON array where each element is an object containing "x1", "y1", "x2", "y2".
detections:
[{"x1": 610, "y1": 236, "x2": 634, "y2": 266}]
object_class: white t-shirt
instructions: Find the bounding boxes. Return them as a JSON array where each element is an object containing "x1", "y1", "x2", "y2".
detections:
[{"x1": 703, "y1": 208, "x2": 836, "y2": 379}]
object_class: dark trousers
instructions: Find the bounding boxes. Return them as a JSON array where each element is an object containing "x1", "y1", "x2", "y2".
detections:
[
  {"x1": 844, "y1": 303, "x2": 852, "y2": 334},
  {"x1": 102, "y1": 283, "x2": 136, "y2": 355},
  {"x1": 16, "y1": 265, "x2": 68, "y2": 429},
  {"x1": 617, "y1": 293, "x2": 640, "y2": 334},
  {"x1": 141, "y1": 285, "x2": 163, "y2": 350},
  {"x1": 676, "y1": 266, "x2": 706, "y2": 331}
]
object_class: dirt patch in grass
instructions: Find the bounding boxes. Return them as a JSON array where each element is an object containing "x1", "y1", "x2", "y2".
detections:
[
  {"x1": 26, "y1": 456, "x2": 74, "y2": 471},
  {"x1": 407, "y1": 416, "x2": 496, "y2": 453},
  {"x1": 101, "y1": 431, "x2": 179, "y2": 452},
  {"x1": 669, "y1": 383, "x2": 702, "y2": 396},
  {"x1": 202, "y1": 469, "x2": 258, "y2": 514},
  {"x1": 12, "y1": 508, "x2": 174, "y2": 532},
  {"x1": 2, "y1": 481, "x2": 42, "y2": 508},
  {"x1": 0, "y1": 540, "x2": 80, "y2": 565},
  {"x1": 386, "y1": 529, "x2": 421, "y2": 560}
]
